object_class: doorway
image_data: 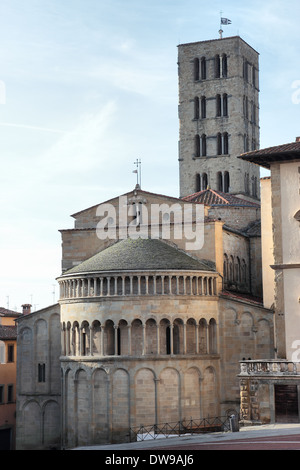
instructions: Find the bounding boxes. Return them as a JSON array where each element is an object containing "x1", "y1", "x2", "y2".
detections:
[
  {"x1": 275, "y1": 385, "x2": 299, "y2": 423},
  {"x1": 0, "y1": 428, "x2": 11, "y2": 450}
]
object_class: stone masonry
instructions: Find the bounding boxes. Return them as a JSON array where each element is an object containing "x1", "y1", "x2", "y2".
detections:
[{"x1": 178, "y1": 36, "x2": 260, "y2": 199}]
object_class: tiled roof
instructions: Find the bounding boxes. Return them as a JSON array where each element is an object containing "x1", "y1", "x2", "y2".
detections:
[
  {"x1": 0, "y1": 325, "x2": 17, "y2": 340},
  {"x1": 0, "y1": 307, "x2": 21, "y2": 317},
  {"x1": 64, "y1": 237, "x2": 214, "y2": 275},
  {"x1": 238, "y1": 141, "x2": 300, "y2": 168},
  {"x1": 182, "y1": 189, "x2": 260, "y2": 207}
]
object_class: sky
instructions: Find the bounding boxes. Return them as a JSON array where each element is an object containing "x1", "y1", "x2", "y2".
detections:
[{"x1": 0, "y1": 0, "x2": 299, "y2": 312}]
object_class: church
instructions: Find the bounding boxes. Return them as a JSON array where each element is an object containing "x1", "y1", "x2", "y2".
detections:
[{"x1": 15, "y1": 35, "x2": 278, "y2": 450}]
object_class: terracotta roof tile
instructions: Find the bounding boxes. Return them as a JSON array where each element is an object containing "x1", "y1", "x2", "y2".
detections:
[
  {"x1": 0, "y1": 307, "x2": 21, "y2": 317},
  {"x1": 0, "y1": 325, "x2": 17, "y2": 340},
  {"x1": 182, "y1": 189, "x2": 260, "y2": 207},
  {"x1": 239, "y1": 141, "x2": 300, "y2": 168}
]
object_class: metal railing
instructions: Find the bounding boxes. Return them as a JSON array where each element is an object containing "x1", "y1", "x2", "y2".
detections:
[{"x1": 129, "y1": 416, "x2": 233, "y2": 442}]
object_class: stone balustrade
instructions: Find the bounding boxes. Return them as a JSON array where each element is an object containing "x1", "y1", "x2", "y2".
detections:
[
  {"x1": 239, "y1": 360, "x2": 300, "y2": 376},
  {"x1": 58, "y1": 270, "x2": 219, "y2": 300}
]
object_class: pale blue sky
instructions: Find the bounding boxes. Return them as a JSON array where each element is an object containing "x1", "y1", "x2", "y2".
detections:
[{"x1": 0, "y1": 0, "x2": 299, "y2": 311}]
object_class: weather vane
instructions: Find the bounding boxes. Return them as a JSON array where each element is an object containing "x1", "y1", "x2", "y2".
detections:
[
  {"x1": 133, "y1": 158, "x2": 142, "y2": 187},
  {"x1": 219, "y1": 11, "x2": 232, "y2": 39}
]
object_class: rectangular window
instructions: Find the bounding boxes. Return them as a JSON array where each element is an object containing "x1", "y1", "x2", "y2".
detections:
[
  {"x1": 7, "y1": 385, "x2": 13, "y2": 403},
  {"x1": 7, "y1": 345, "x2": 14, "y2": 363},
  {"x1": 0, "y1": 385, "x2": 4, "y2": 404},
  {"x1": 38, "y1": 363, "x2": 46, "y2": 383}
]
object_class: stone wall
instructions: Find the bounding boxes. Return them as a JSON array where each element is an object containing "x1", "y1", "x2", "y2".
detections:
[
  {"x1": 178, "y1": 36, "x2": 260, "y2": 198},
  {"x1": 16, "y1": 305, "x2": 61, "y2": 450},
  {"x1": 58, "y1": 290, "x2": 273, "y2": 447}
]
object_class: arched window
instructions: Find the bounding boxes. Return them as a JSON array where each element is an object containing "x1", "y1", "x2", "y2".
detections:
[
  {"x1": 91, "y1": 320, "x2": 101, "y2": 355},
  {"x1": 209, "y1": 319, "x2": 217, "y2": 354},
  {"x1": 224, "y1": 171, "x2": 230, "y2": 192},
  {"x1": 195, "y1": 134, "x2": 206, "y2": 157},
  {"x1": 252, "y1": 66, "x2": 256, "y2": 87},
  {"x1": 201, "y1": 96, "x2": 206, "y2": 118},
  {"x1": 241, "y1": 259, "x2": 247, "y2": 284},
  {"x1": 118, "y1": 319, "x2": 128, "y2": 355},
  {"x1": 216, "y1": 94, "x2": 228, "y2": 117},
  {"x1": 217, "y1": 171, "x2": 223, "y2": 191},
  {"x1": 186, "y1": 318, "x2": 197, "y2": 354},
  {"x1": 166, "y1": 326, "x2": 171, "y2": 354},
  {"x1": 201, "y1": 57, "x2": 206, "y2": 79},
  {"x1": 223, "y1": 93, "x2": 228, "y2": 116},
  {"x1": 202, "y1": 173, "x2": 208, "y2": 190},
  {"x1": 131, "y1": 319, "x2": 143, "y2": 356},
  {"x1": 173, "y1": 319, "x2": 183, "y2": 354},
  {"x1": 222, "y1": 54, "x2": 228, "y2": 77},
  {"x1": 215, "y1": 54, "x2": 220, "y2": 78},
  {"x1": 81, "y1": 321, "x2": 90, "y2": 356},
  {"x1": 243, "y1": 59, "x2": 249, "y2": 81},
  {"x1": 194, "y1": 58, "x2": 200, "y2": 81},
  {"x1": 105, "y1": 320, "x2": 115, "y2": 355},
  {"x1": 194, "y1": 97, "x2": 199, "y2": 119},
  {"x1": 195, "y1": 134, "x2": 200, "y2": 158},
  {"x1": 236, "y1": 257, "x2": 241, "y2": 283},
  {"x1": 199, "y1": 319, "x2": 207, "y2": 354},
  {"x1": 196, "y1": 173, "x2": 201, "y2": 192},
  {"x1": 72, "y1": 322, "x2": 80, "y2": 356},
  {"x1": 229, "y1": 256, "x2": 234, "y2": 281},
  {"x1": 216, "y1": 94, "x2": 221, "y2": 116},
  {"x1": 223, "y1": 132, "x2": 229, "y2": 154},
  {"x1": 201, "y1": 134, "x2": 207, "y2": 156},
  {"x1": 217, "y1": 133, "x2": 222, "y2": 155}
]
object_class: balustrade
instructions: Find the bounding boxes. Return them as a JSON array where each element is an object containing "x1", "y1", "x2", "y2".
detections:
[
  {"x1": 239, "y1": 360, "x2": 300, "y2": 376},
  {"x1": 58, "y1": 272, "x2": 218, "y2": 300}
]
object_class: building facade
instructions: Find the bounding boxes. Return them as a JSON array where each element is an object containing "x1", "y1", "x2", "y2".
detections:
[
  {"x1": 15, "y1": 304, "x2": 61, "y2": 450},
  {"x1": 15, "y1": 35, "x2": 282, "y2": 450},
  {"x1": 178, "y1": 36, "x2": 260, "y2": 199},
  {"x1": 238, "y1": 139, "x2": 300, "y2": 424},
  {"x1": 0, "y1": 307, "x2": 22, "y2": 449},
  {"x1": 16, "y1": 186, "x2": 273, "y2": 449}
]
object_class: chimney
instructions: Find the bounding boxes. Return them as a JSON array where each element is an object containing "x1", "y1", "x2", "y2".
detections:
[
  {"x1": 22, "y1": 304, "x2": 32, "y2": 315},
  {"x1": 296, "y1": 137, "x2": 300, "y2": 142}
]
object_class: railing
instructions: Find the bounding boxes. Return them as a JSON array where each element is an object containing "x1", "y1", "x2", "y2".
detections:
[
  {"x1": 239, "y1": 360, "x2": 300, "y2": 376},
  {"x1": 129, "y1": 416, "x2": 233, "y2": 442}
]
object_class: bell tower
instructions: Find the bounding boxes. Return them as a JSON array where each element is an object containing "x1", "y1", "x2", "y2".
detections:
[{"x1": 178, "y1": 36, "x2": 260, "y2": 200}]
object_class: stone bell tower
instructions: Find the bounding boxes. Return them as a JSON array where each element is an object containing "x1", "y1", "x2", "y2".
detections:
[{"x1": 178, "y1": 36, "x2": 260, "y2": 200}]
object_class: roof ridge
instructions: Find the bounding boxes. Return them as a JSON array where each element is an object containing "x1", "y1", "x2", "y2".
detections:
[{"x1": 209, "y1": 189, "x2": 230, "y2": 204}]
